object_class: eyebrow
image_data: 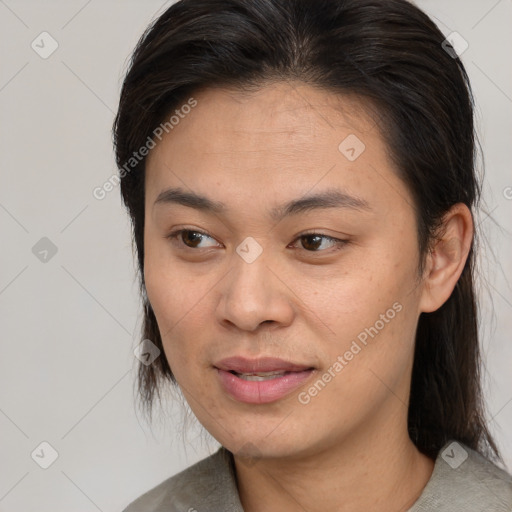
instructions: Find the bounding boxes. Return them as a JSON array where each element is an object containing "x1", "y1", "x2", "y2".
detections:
[{"x1": 153, "y1": 186, "x2": 371, "y2": 221}]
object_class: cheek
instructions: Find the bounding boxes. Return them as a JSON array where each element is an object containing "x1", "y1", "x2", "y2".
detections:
[
  {"x1": 297, "y1": 240, "x2": 421, "y2": 373},
  {"x1": 143, "y1": 242, "x2": 211, "y2": 372},
  {"x1": 145, "y1": 266, "x2": 211, "y2": 386},
  {"x1": 290, "y1": 241, "x2": 418, "y2": 326},
  {"x1": 144, "y1": 228, "x2": 204, "y2": 323}
]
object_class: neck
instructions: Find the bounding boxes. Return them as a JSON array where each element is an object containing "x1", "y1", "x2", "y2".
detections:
[{"x1": 233, "y1": 403, "x2": 435, "y2": 512}]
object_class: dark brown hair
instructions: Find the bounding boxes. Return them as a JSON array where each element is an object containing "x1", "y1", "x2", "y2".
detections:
[{"x1": 113, "y1": 0, "x2": 500, "y2": 462}]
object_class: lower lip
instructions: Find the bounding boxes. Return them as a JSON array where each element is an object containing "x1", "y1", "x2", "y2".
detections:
[{"x1": 216, "y1": 368, "x2": 314, "y2": 404}]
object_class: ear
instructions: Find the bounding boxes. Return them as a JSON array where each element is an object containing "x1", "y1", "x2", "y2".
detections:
[{"x1": 419, "y1": 203, "x2": 474, "y2": 314}]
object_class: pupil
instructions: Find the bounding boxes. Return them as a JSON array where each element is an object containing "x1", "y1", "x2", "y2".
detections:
[
  {"x1": 184, "y1": 231, "x2": 202, "y2": 247},
  {"x1": 303, "y1": 234, "x2": 321, "y2": 251}
]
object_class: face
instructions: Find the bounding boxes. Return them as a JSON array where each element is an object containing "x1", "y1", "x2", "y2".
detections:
[{"x1": 144, "y1": 82, "x2": 426, "y2": 460}]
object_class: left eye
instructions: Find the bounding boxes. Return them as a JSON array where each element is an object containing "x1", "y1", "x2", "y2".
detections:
[{"x1": 291, "y1": 233, "x2": 346, "y2": 252}]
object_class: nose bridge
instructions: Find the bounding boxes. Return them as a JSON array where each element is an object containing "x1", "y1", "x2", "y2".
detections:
[{"x1": 216, "y1": 242, "x2": 293, "y2": 331}]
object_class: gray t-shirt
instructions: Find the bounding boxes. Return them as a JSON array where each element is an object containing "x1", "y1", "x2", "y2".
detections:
[{"x1": 123, "y1": 441, "x2": 512, "y2": 511}]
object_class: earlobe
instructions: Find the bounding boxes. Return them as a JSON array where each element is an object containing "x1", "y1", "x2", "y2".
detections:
[{"x1": 419, "y1": 204, "x2": 474, "y2": 313}]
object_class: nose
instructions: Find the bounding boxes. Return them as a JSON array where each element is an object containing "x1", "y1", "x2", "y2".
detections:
[{"x1": 215, "y1": 250, "x2": 295, "y2": 332}]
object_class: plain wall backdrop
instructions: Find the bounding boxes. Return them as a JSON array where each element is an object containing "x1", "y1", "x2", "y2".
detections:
[{"x1": 1, "y1": 1, "x2": 511, "y2": 510}]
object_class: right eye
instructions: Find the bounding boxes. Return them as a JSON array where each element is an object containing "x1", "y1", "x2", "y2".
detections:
[{"x1": 166, "y1": 229, "x2": 221, "y2": 249}]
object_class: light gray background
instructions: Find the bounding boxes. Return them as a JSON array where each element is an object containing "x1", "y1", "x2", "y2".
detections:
[{"x1": 0, "y1": 1, "x2": 511, "y2": 510}]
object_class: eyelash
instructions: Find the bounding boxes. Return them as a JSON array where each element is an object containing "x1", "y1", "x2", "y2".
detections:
[{"x1": 165, "y1": 228, "x2": 349, "y2": 254}]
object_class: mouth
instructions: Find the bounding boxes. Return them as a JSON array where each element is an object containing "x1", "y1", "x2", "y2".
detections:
[
  {"x1": 229, "y1": 370, "x2": 302, "y2": 381},
  {"x1": 214, "y1": 357, "x2": 315, "y2": 404}
]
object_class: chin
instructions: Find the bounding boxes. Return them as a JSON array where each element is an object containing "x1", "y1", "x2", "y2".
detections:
[{"x1": 205, "y1": 417, "x2": 315, "y2": 461}]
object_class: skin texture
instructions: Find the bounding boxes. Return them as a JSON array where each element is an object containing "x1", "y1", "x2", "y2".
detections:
[{"x1": 144, "y1": 81, "x2": 473, "y2": 511}]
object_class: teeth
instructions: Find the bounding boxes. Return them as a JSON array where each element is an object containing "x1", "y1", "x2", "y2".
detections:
[{"x1": 236, "y1": 371, "x2": 286, "y2": 381}]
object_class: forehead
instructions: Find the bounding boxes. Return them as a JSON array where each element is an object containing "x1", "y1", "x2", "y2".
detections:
[
  {"x1": 153, "y1": 82, "x2": 376, "y2": 153},
  {"x1": 144, "y1": 82, "x2": 411, "y2": 215}
]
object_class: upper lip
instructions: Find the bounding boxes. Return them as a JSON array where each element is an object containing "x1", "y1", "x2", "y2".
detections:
[{"x1": 214, "y1": 356, "x2": 313, "y2": 373}]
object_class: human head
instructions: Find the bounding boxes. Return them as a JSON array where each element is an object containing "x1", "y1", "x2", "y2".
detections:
[{"x1": 113, "y1": 0, "x2": 498, "y2": 460}]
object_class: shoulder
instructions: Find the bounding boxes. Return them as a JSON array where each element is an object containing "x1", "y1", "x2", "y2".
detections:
[
  {"x1": 122, "y1": 447, "x2": 243, "y2": 512},
  {"x1": 410, "y1": 441, "x2": 512, "y2": 512}
]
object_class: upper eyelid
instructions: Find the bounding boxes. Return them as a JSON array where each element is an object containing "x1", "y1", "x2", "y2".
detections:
[{"x1": 167, "y1": 228, "x2": 220, "y2": 246}]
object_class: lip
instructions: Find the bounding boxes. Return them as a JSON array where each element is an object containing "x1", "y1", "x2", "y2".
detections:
[
  {"x1": 215, "y1": 356, "x2": 312, "y2": 373},
  {"x1": 214, "y1": 356, "x2": 315, "y2": 404}
]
